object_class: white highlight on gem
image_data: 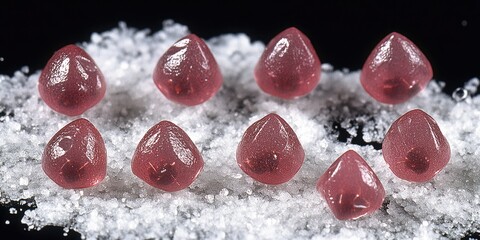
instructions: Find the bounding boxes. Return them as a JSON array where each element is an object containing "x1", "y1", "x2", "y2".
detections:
[
  {"x1": 372, "y1": 38, "x2": 391, "y2": 68},
  {"x1": 85, "y1": 133, "x2": 95, "y2": 162},
  {"x1": 164, "y1": 48, "x2": 187, "y2": 76},
  {"x1": 49, "y1": 56, "x2": 70, "y2": 86},
  {"x1": 269, "y1": 37, "x2": 290, "y2": 59},
  {"x1": 51, "y1": 135, "x2": 71, "y2": 159},
  {"x1": 169, "y1": 131, "x2": 194, "y2": 166}
]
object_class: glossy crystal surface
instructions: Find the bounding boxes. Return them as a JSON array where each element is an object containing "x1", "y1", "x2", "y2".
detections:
[
  {"x1": 38, "y1": 44, "x2": 106, "y2": 116},
  {"x1": 360, "y1": 32, "x2": 433, "y2": 104},
  {"x1": 42, "y1": 118, "x2": 107, "y2": 189},
  {"x1": 131, "y1": 121, "x2": 204, "y2": 192},
  {"x1": 316, "y1": 150, "x2": 385, "y2": 220},
  {"x1": 382, "y1": 109, "x2": 451, "y2": 182},
  {"x1": 236, "y1": 113, "x2": 305, "y2": 184},
  {"x1": 254, "y1": 27, "x2": 321, "y2": 99},
  {"x1": 153, "y1": 34, "x2": 223, "y2": 106}
]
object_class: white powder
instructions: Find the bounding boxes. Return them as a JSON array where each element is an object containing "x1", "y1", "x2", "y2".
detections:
[{"x1": 0, "y1": 20, "x2": 479, "y2": 239}]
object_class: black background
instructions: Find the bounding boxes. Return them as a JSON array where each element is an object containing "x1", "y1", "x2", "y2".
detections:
[{"x1": 1, "y1": 1, "x2": 479, "y2": 239}]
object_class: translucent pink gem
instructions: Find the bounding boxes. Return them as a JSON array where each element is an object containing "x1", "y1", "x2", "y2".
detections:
[
  {"x1": 153, "y1": 34, "x2": 223, "y2": 106},
  {"x1": 131, "y1": 121, "x2": 204, "y2": 192},
  {"x1": 42, "y1": 118, "x2": 107, "y2": 189},
  {"x1": 38, "y1": 44, "x2": 106, "y2": 116},
  {"x1": 316, "y1": 150, "x2": 385, "y2": 220},
  {"x1": 360, "y1": 32, "x2": 433, "y2": 104},
  {"x1": 236, "y1": 113, "x2": 305, "y2": 184},
  {"x1": 254, "y1": 27, "x2": 321, "y2": 99},
  {"x1": 382, "y1": 109, "x2": 451, "y2": 182}
]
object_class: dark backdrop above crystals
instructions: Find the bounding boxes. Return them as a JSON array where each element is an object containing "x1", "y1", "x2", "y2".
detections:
[
  {"x1": 1, "y1": 1, "x2": 479, "y2": 94},
  {"x1": 0, "y1": 1, "x2": 479, "y2": 239}
]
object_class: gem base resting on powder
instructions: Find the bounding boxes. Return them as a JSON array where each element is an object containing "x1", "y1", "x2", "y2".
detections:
[
  {"x1": 382, "y1": 109, "x2": 451, "y2": 182},
  {"x1": 236, "y1": 113, "x2": 305, "y2": 185},
  {"x1": 0, "y1": 21, "x2": 479, "y2": 239},
  {"x1": 42, "y1": 118, "x2": 107, "y2": 189},
  {"x1": 316, "y1": 150, "x2": 385, "y2": 220}
]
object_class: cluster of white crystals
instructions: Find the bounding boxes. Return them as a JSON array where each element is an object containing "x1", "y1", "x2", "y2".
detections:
[{"x1": 0, "y1": 20, "x2": 479, "y2": 239}]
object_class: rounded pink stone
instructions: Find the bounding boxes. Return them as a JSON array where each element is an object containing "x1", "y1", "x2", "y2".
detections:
[
  {"x1": 236, "y1": 113, "x2": 305, "y2": 185},
  {"x1": 153, "y1": 34, "x2": 223, "y2": 106},
  {"x1": 254, "y1": 27, "x2": 321, "y2": 99},
  {"x1": 316, "y1": 150, "x2": 385, "y2": 220},
  {"x1": 382, "y1": 109, "x2": 451, "y2": 182},
  {"x1": 360, "y1": 32, "x2": 433, "y2": 104},
  {"x1": 42, "y1": 118, "x2": 107, "y2": 189},
  {"x1": 131, "y1": 121, "x2": 204, "y2": 192},
  {"x1": 38, "y1": 44, "x2": 106, "y2": 116}
]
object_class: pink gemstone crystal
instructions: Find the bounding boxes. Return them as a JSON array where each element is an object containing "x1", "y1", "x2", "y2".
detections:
[
  {"x1": 236, "y1": 113, "x2": 305, "y2": 184},
  {"x1": 316, "y1": 150, "x2": 385, "y2": 220},
  {"x1": 38, "y1": 44, "x2": 106, "y2": 116},
  {"x1": 382, "y1": 109, "x2": 451, "y2": 182},
  {"x1": 254, "y1": 27, "x2": 321, "y2": 99},
  {"x1": 360, "y1": 32, "x2": 433, "y2": 104},
  {"x1": 153, "y1": 34, "x2": 223, "y2": 106},
  {"x1": 42, "y1": 118, "x2": 107, "y2": 189},
  {"x1": 131, "y1": 121, "x2": 204, "y2": 192}
]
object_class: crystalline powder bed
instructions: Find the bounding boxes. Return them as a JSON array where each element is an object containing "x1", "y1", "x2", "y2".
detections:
[{"x1": 0, "y1": 20, "x2": 479, "y2": 239}]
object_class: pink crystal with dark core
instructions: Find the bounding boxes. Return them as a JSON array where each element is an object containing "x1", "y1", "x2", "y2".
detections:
[
  {"x1": 38, "y1": 44, "x2": 106, "y2": 116},
  {"x1": 153, "y1": 34, "x2": 223, "y2": 106},
  {"x1": 42, "y1": 118, "x2": 107, "y2": 189},
  {"x1": 236, "y1": 113, "x2": 305, "y2": 185},
  {"x1": 316, "y1": 150, "x2": 385, "y2": 220},
  {"x1": 131, "y1": 121, "x2": 204, "y2": 192},
  {"x1": 254, "y1": 27, "x2": 321, "y2": 99},
  {"x1": 360, "y1": 32, "x2": 433, "y2": 104},
  {"x1": 382, "y1": 109, "x2": 451, "y2": 182}
]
